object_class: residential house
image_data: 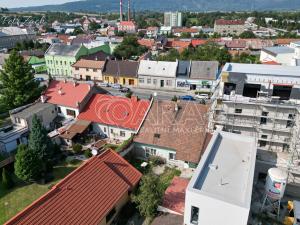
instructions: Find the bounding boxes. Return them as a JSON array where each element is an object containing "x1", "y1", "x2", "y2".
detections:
[
  {"x1": 146, "y1": 27, "x2": 159, "y2": 38},
  {"x1": 28, "y1": 56, "x2": 47, "y2": 74},
  {"x1": 165, "y1": 40, "x2": 191, "y2": 53},
  {"x1": 103, "y1": 60, "x2": 139, "y2": 87},
  {"x1": 10, "y1": 102, "x2": 57, "y2": 131},
  {"x1": 0, "y1": 124, "x2": 28, "y2": 153},
  {"x1": 184, "y1": 132, "x2": 256, "y2": 225},
  {"x1": 134, "y1": 100, "x2": 211, "y2": 168},
  {"x1": 138, "y1": 60, "x2": 178, "y2": 89},
  {"x1": 0, "y1": 27, "x2": 35, "y2": 50},
  {"x1": 72, "y1": 59, "x2": 105, "y2": 81},
  {"x1": 78, "y1": 94, "x2": 151, "y2": 141},
  {"x1": 5, "y1": 149, "x2": 142, "y2": 225},
  {"x1": 176, "y1": 61, "x2": 219, "y2": 92},
  {"x1": 172, "y1": 28, "x2": 199, "y2": 37},
  {"x1": 159, "y1": 26, "x2": 172, "y2": 35},
  {"x1": 118, "y1": 21, "x2": 136, "y2": 33},
  {"x1": 214, "y1": 19, "x2": 245, "y2": 36},
  {"x1": 45, "y1": 43, "x2": 89, "y2": 77},
  {"x1": 43, "y1": 80, "x2": 94, "y2": 119}
]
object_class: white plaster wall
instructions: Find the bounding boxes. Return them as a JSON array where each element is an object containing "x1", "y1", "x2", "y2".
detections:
[
  {"x1": 57, "y1": 105, "x2": 79, "y2": 119},
  {"x1": 93, "y1": 123, "x2": 134, "y2": 141}
]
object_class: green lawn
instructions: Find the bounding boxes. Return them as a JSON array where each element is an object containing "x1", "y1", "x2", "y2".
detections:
[{"x1": 0, "y1": 161, "x2": 82, "y2": 224}]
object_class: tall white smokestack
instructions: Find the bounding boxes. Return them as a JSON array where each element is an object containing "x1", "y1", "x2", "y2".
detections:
[
  {"x1": 128, "y1": 0, "x2": 130, "y2": 21},
  {"x1": 120, "y1": 0, "x2": 123, "y2": 22}
]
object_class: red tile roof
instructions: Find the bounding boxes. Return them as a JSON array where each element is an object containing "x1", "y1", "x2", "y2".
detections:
[
  {"x1": 119, "y1": 21, "x2": 136, "y2": 27},
  {"x1": 78, "y1": 94, "x2": 151, "y2": 131},
  {"x1": 5, "y1": 150, "x2": 142, "y2": 225},
  {"x1": 215, "y1": 19, "x2": 244, "y2": 25},
  {"x1": 191, "y1": 39, "x2": 207, "y2": 47},
  {"x1": 173, "y1": 28, "x2": 199, "y2": 33},
  {"x1": 262, "y1": 60, "x2": 281, "y2": 65},
  {"x1": 138, "y1": 39, "x2": 155, "y2": 48},
  {"x1": 44, "y1": 80, "x2": 91, "y2": 109},
  {"x1": 162, "y1": 176, "x2": 189, "y2": 215}
]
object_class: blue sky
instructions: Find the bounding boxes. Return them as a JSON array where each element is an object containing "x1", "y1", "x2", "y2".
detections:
[{"x1": 1, "y1": 0, "x2": 79, "y2": 8}]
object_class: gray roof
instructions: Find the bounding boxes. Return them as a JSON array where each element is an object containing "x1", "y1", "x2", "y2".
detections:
[
  {"x1": 10, "y1": 102, "x2": 54, "y2": 119},
  {"x1": 188, "y1": 131, "x2": 257, "y2": 208},
  {"x1": 190, "y1": 61, "x2": 219, "y2": 80},
  {"x1": 177, "y1": 60, "x2": 191, "y2": 77},
  {"x1": 263, "y1": 46, "x2": 295, "y2": 56},
  {"x1": 45, "y1": 43, "x2": 83, "y2": 57},
  {"x1": 223, "y1": 62, "x2": 300, "y2": 77}
]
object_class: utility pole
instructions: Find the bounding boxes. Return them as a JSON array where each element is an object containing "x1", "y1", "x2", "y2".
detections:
[
  {"x1": 120, "y1": 0, "x2": 123, "y2": 22},
  {"x1": 128, "y1": 0, "x2": 131, "y2": 21}
]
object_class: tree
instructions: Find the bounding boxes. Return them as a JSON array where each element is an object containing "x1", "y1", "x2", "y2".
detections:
[
  {"x1": 114, "y1": 36, "x2": 147, "y2": 60},
  {"x1": 132, "y1": 173, "x2": 163, "y2": 218},
  {"x1": 239, "y1": 31, "x2": 256, "y2": 39},
  {"x1": 1, "y1": 168, "x2": 14, "y2": 190},
  {"x1": 89, "y1": 21, "x2": 101, "y2": 31},
  {"x1": 0, "y1": 50, "x2": 42, "y2": 109},
  {"x1": 28, "y1": 115, "x2": 54, "y2": 173},
  {"x1": 15, "y1": 144, "x2": 43, "y2": 182}
]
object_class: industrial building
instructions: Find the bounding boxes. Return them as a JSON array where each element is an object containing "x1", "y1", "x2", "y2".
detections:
[
  {"x1": 0, "y1": 27, "x2": 35, "y2": 50},
  {"x1": 210, "y1": 63, "x2": 300, "y2": 190},
  {"x1": 184, "y1": 131, "x2": 257, "y2": 225}
]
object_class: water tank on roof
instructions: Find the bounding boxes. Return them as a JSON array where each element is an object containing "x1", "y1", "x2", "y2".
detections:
[{"x1": 265, "y1": 168, "x2": 288, "y2": 200}]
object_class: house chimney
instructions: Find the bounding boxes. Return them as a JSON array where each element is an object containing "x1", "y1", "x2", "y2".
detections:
[
  {"x1": 64, "y1": 79, "x2": 67, "y2": 83},
  {"x1": 40, "y1": 95, "x2": 48, "y2": 103},
  {"x1": 175, "y1": 103, "x2": 179, "y2": 111},
  {"x1": 76, "y1": 101, "x2": 80, "y2": 108},
  {"x1": 120, "y1": 0, "x2": 123, "y2": 22},
  {"x1": 128, "y1": 0, "x2": 131, "y2": 21},
  {"x1": 58, "y1": 88, "x2": 63, "y2": 95}
]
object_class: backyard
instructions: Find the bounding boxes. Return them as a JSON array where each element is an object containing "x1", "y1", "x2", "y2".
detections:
[{"x1": 0, "y1": 160, "x2": 82, "y2": 224}]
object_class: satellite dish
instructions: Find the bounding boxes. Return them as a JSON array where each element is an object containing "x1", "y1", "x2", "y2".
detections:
[{"x1": 91, "y1": 149, "x2": 98, "y2": 156}]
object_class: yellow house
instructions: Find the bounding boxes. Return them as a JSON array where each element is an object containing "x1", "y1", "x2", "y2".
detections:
[{"x1": 103, "y1": 60, "x2": 139, "y2": 87}]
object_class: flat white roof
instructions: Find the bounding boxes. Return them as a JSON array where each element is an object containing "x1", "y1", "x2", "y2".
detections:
[
  {"x1": 188, "y1": 131, "x2": 257, "y2": 208},
  {"x1": 223, "y1": 63, "x2": 300, "y2": 77}
]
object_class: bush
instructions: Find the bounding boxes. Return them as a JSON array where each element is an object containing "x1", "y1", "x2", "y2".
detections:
[
  {"x1": 1, "y1": 168, "x2": 14, "y2": 190},
  {"x1": 72, "y1": 144, "x2": 82, "y2": 154},
  {"x1": 69, "y1": 159, "x2": 81, "y2": 165},
  {"x1": 84, "y1": 149, "x2": 92, "y2": 158},
  {"x1": 171, "y1": 95, "x2": 178, "y2": 102},
  {"x1": 149, "y1": 156, "x2": 165, "y2": 166},
  {"x1": 125, "y1": 91, "x2": 133, "y2": 98}
]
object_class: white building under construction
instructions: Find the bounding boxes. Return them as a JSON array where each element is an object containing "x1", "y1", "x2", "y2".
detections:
[{"x1": 210, "y1": 63, "x2": 300, "y2": 192}]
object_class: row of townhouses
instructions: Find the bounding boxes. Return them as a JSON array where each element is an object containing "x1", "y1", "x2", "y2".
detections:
[{"x1": 45, "y1": 43, "x2": 220, "y2": 92}]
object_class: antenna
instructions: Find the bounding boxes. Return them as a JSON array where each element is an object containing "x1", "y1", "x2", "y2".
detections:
[
  {"x1": 120, "y1": 0, "x2": 123, "y2": 22},
  {"x1": 128, "y1": 0, "x2": 131, "y2": 21}
]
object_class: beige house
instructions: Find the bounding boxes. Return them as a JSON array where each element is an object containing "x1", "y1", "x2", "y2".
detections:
[
  {"x1": 72, "y1": 59, "x2": 105, "y2": 81},
  {"x1": 214, "y1": 19, "x2": 245, "y2": 36}
]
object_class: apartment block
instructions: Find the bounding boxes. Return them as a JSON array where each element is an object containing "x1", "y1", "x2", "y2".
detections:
[{"x1": 210, "y1": 63, "x2": 300, "y2": 188}]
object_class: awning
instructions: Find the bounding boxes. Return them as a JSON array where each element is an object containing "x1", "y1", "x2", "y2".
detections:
[{"x1": 60, "y1": 120, "x2": 91, "y2": 140}]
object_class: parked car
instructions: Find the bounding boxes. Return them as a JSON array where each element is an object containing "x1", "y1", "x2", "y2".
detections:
[
  {"x1": 195, "y1": 93, "x2": 209, "y2": 100},
  {"x1": 119, "y1": 87, "x2": 130, "y2": 93},
  {"x1": 34, "y1": 77, "x2": 44, "y2": 82},
  {"x1": 180, "y1": 95, "x2": 196, "y2": 101},
  {"x1": 111, "y1": 83, "x2": 122, "y2": 89},
  {"x1": 98, "y1": 82, "x2": 110, "y2": 87}
]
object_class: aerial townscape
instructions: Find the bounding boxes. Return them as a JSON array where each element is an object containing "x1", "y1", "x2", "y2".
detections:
[{"x1": 0, "y1": 1, "x2": 300, "y2": 225}]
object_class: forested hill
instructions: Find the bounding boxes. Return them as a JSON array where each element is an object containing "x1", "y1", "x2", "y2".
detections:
[{"x1": 12, "y1": 0, "x2": 300, "y2": 12}]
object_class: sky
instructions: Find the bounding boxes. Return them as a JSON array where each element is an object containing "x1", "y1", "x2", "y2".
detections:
[{"x1": 1, "y1": 0, "x2": 80, "y2": 8}]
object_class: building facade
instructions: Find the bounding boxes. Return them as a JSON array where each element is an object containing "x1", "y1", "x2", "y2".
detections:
[
  {"x1": 72, "y1": 59, "x2": 105, "y2": 81},
  {"x1": 210, "y1": 63, "x2": 300, "y2": 187},
  {"x1": 138, "y1": 60, "x2": 178, "y2": 89},
  {"x1": 214, "y1": 19, "x2": 245, "y2": 36},
  {"x1": 164, "y1": 12, "x2": 182, "y2": 27},
  {"x1": 0, "y1": 27, "x2": 35, "y2": 50}
]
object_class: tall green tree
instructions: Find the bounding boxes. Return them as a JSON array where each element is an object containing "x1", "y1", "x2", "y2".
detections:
[
  {"x1": 114, "y1": 36, "x2": 147, "y2": 60},
  {"x1": 29, "y1": 115, "x2": 54, "y2": 173},
  {"x1": 1, "y1": 168, "x2": 14, "y2": 190},
  {"x1": 132, "y1": 173, "x2": 163, "y2": 218},
  {"x1": 15, "y1": 144, "x2": 43, "y2": 182},
  {"x1": 0, "y1": 50, "x2": 41, "y2": 109}
]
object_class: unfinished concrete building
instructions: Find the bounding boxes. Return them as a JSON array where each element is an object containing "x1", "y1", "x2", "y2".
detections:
[{"x1": 209, "y1": 63, "x2": 300, "y2": 192}]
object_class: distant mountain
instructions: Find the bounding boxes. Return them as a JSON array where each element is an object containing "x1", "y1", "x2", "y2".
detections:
[{"x1": 12, "y1": 0, "x2": 300, "y2": 12}]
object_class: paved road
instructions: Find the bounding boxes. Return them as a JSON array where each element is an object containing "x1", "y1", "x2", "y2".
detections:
[{"x1": 101, "y1": 86, "x2": 189, "y2": 101}]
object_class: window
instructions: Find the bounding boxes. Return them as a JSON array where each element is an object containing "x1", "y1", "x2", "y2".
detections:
[
  {"x1": 261, "y1": 135, "x2": 268, "y2": 139},
  {"x1": 139, "y1": 78, "x2": 144, "y2": 83},
  {"x1": 86, "y1": 68, "x2": 89, "y2": 72},
  {"x1": 66, "y1": 109, "x2": 76, "y2": 117},
  {"x1": 106, "y1": 207, "x2": 116, "y2": 223},
  {"x1": 190, "y1": 206, "x2": 199, "y2": 225},
  {"x1": 287, "y1": 120, "x2": 294, "y2": 128},
  {"x1": 57, "y1": 107, "x2": 62, "y2": 113},
  {"x1": 64, "y1": 61, "x2": 67, "y2": 65},
  {"x1": 243, "y1": 83, "x2": 261, "y2": 98},
  {"x1": 235, "y1": 109, "x2": 242, "y2": 113},
  {"x1": 103, "y1": 127, "x2": 107, "y2": 132},
  {"x1": 111, "y1": 129, "x2": 114, "y2": 134},
  {"x1": 60, "y1": 61, "x2": 62, "y2": 65},
  {"x1": 260, "y1": 117, "x2": 267, "y2": 125},
  {"x1": 120, "y1": 131, "x2": 126, "y2": 137},
  {"x1": 93, "y1": 69, "x2": 97, "y2": 72},
  {"x1": 166, "y1": 80, "x2": 172, "y2": 86},
  {"x1": 147, "y1": 78, "x2": 151, "y2": 84},
  {"x1": 145, "y1": 147, "x2": 156, "y2": 157},
  {"x1": 272, "y1": 85, "x2": 292, "y2": 100},
  {"x1": 288, "y1": 114, "x2": 295, "y2": 120},
  {"x1": 262, "y1": 111, "x2": 269, "y2": 116},
  {"x1": 86, "y1": 75, "x2": 91, "y2": 81},
  {"x1": 15, "y1": 117, "x2": 21, "y2": 124},
  {"x1": 75, "y1": 67, "x2": 79, "y2": 71},
  {"x1": 153, "y1": 79, "x2": 157, "y2": 85},
  {"x1": 169, "y1": 152, "x2": 176, "y2": 160}
]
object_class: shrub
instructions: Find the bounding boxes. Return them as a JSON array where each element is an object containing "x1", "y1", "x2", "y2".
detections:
[
  {"x1": 171, "y1": 95, "x2": 178, "y2": 102},
  {"x1": 72, "y1": 144, "x2": 82, "y2": 154},
  {"x1": 149, "y1": 156, "x2": 165, "y2": 166},
  {"x1": 84, "y1": 149, "x2": 92, "y2": 158},
  {"x1": 69, "y1": 159, "x2": 81, "y2": 165},
  {"x1": 125, "y1": 91, "x2": 133, "y2": 98},
  {"x1": 2, "y1": 168, "x2": 14, "y2": 190}
]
